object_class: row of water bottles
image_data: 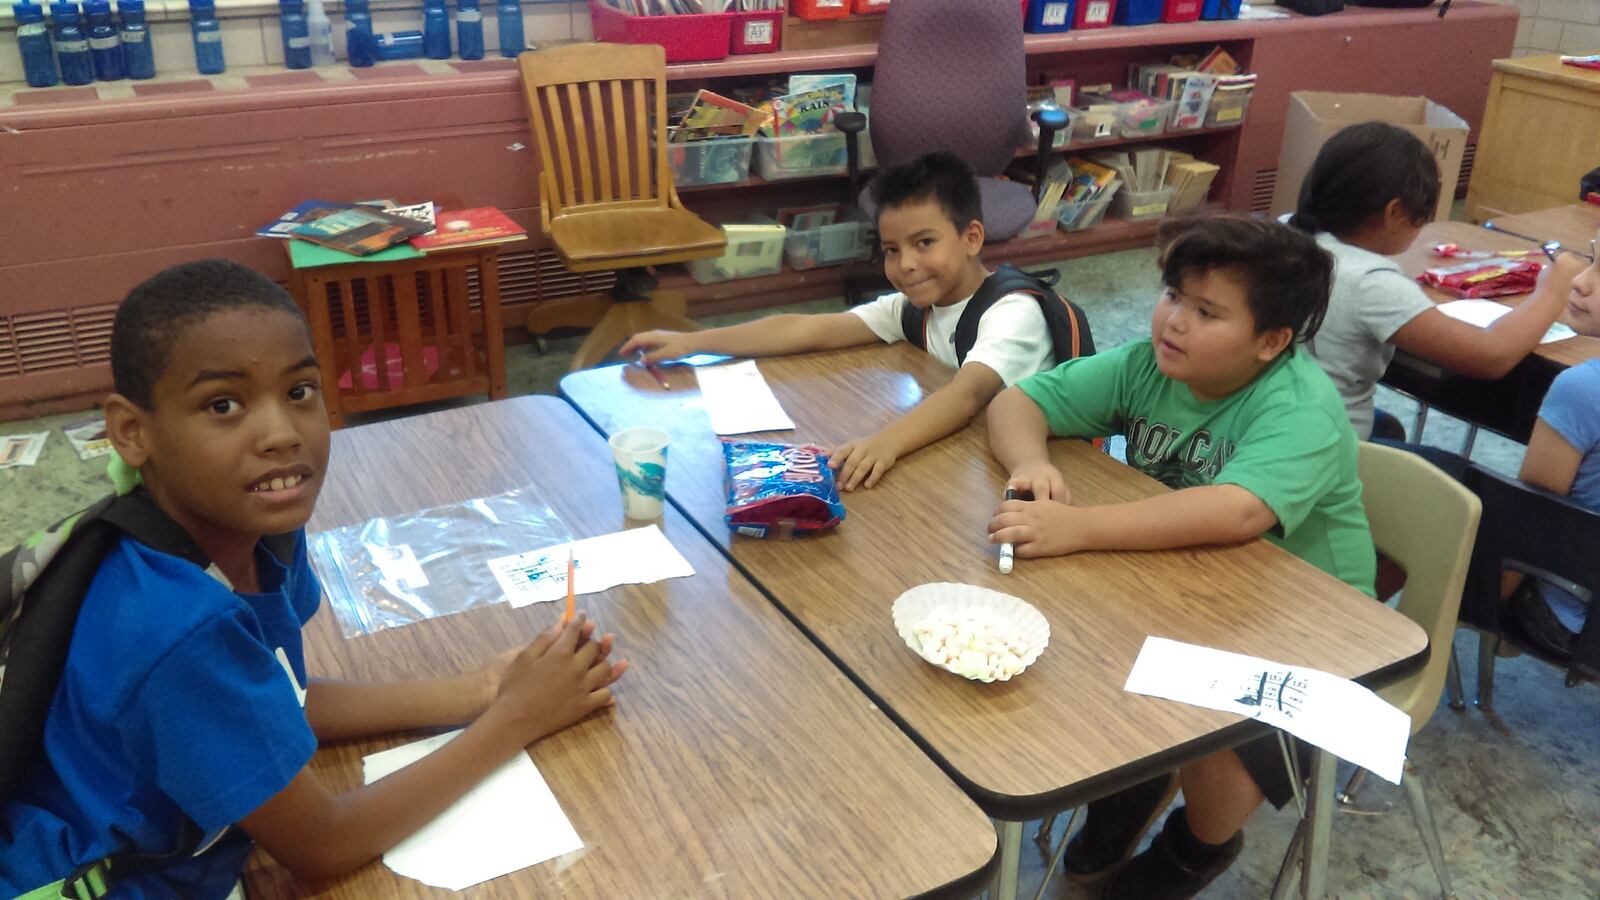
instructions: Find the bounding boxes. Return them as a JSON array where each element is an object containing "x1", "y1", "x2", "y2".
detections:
[{"x1": 14, "y1": 0, "x2": 529, "y2": 88}]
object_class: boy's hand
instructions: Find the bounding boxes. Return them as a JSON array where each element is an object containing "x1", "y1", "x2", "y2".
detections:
[
  {"x1": 490, "y1": 613, "x2": 629, "y2": 743},
  {"x1": 987, "y1": 497, "x2": 1091, "y2": 558},
  {"x1": 1007, "y1": 462, "x2": 1071, "y2": 504},
  {"x1": 828, "y1": 434, "x2": 899, "y2": 491},
  {"x1": 620, "y1": 330, "x2": 698, "y2": 364}
]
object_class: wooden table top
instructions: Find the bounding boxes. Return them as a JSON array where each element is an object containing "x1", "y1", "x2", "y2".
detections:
[
  {"x1": 1485, "y1": 203, "x2": 1600, "y2": 261},
  {"x1": 560, "y1": 348, "x2": 1428, "y2": 819},
  {"x1": 243, "y1": 396, "x2": 996, "y2": 899},
  {"x1": 1396, "y1": 219, "x2": 1599, "y2": 370},
  {"x1": 1492, "y1": 53, "x2": 1600, "y2": 91}
]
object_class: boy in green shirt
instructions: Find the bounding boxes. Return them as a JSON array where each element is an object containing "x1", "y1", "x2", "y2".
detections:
[{"x1": 986, "y1": 214, "x2": 1373, "y2": 899}]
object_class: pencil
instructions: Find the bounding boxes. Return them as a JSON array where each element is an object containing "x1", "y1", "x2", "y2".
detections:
[
  {"x1": 560, "y1": 548, "x2": 576, "y2": 626},
  {"x1": 636, "y1": 350, "x2": 672, "y2": 390}
]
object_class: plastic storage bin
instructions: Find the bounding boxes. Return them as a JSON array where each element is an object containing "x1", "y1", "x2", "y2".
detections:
[
  {"x1": 730, "y1": 9, "x2": 782, "y2": 54},
  {"x1": 666, "y1": 137, "x2": 755, "y2": 187},
  {"x1": 1113, "y1": 0, "x2": 1160, "y2": 24},
  {"x1": 791, "y1": 0, "x2": 850, "y2": 21},
  {"x1": 755, "y1": 132, "x2": 849, "y2": 180},
  {"x1": 1025, "y1": 0, "x2": 1074, "y2": 33},
  {"x1": 1057, "y1": 190, "x2": 1117, "y2": 231},
  {"x1": 1114, "y1": 96, "x2": 1173, "y2": 138},
  {"x1": 1071, "y1": 104, "x2": 1120, "y2": 142},
  {"x1": 1162, "y1": 0, "x2": 1201, "y2": 22},
  {"x1": 1204, "y1": 84, "x2": 1252, "y2": 127},
  {"x1": 687, "y1": 217, "x2": 786, "y2": 284},
  {"x1": 588, "y1": 0, "x2": 731, "y2": 63},
  {"x1": 1200, "y1": 0, "x2": 1240, "y2": 19},
  {"x1": 784, "y1": 213, "x2": 873, "y2": 270},
  {"x1": 1112, "y1": 185, "x2": 1174, "y2": 221},
  {"x1": 853, "y1": 0, "x2": 890, "y2": 13},
  {"x1": 1075, "y1": 0, "x2": 1115, "y2": 27}
]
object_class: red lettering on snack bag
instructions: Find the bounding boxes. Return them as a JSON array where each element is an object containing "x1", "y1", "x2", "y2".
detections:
[{"x1": 780, "y1": 447, "x2": 824, "y2": 483}]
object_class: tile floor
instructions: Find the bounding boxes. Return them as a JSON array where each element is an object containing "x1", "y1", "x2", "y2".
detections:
[{"x1": 2, "y1": 247, "x2": 1595, "y2": 899}]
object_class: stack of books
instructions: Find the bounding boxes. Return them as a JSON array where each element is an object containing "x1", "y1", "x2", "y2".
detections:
[
  {"x1": 1162, "y1": 151, "x2": 1221, "y2": 212},
  {"x1": 1132, "y1": 46, "x2": 1258, "y2": 131},
  {"x1": 258, "y1": 199, "x2": 525, "y2": 260}
]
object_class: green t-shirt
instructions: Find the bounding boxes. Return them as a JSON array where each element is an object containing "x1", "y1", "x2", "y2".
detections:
[{"x1": 1017, "y1": 340, "x2": 1376, "y2": 597}]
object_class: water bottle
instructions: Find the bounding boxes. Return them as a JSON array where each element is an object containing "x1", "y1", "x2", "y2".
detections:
[
  {"x1": 278, "y1": 0, "x2": 310, "y2": 68},
  {"x1": 188, "y1": 0, "x2": 224, "y2": 74},
  {"x1": 422, "y1": 0, "x2": 449, "y2": 59},
  {"x1": 12, "y1": 2, "x2": 58, "y2": 88},
  {"x1": 118, "y1": 0, "x2": 155, "y2": 79},
  {"x1": 455, "y1": 0, "x2": 482, "y2": 60},
  {"x1": 373, "y1": 29, "x2": 422, "y2": 60},
  {"x1": 49, "y1": 2, "x2": 94, "y2": 85},
  {"x1": 343, "y1": 0, "x2": 373, "y2": 67},
  {"x1": 306, "y1": 0, "x2": 333, "y2": 65},
  {"x1": 496, "y1": 0, "x2": 521, "y2": 58},
  {"x1": 83, "y1": 0, "x2": 123, "y2": 80}
]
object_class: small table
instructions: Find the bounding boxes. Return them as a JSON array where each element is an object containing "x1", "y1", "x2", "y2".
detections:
[
  {"x1": 1467, "y1": 55, "x2": 1600, "y2": 220},
  {"x1": 1484, "y1": 203, "x2": 1600, "y2": 264},
  {"x1": 561, "y1": 347, "x2": 1429, "y2": 899},
  {"x1": 285, "y1": 242, "x2": 508, "y2": 428},
  {"x1": 242, "y1": 397, "x2": 997, "y2": 898}
]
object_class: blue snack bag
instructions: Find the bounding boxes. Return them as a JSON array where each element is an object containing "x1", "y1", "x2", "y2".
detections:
[{"x1": 721, "y1": 438, "x2": 846, "y2": 539}]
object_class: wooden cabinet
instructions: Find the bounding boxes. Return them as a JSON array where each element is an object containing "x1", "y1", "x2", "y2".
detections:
[{"x1": 1467, "y1": 55, "x2": 1600, "y2": 221}]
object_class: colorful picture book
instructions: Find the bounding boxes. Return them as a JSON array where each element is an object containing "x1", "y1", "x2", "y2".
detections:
[
  {"x1": 410, "y1": 207, "x2": 526, "y2": 252},
  {"x1": 61, "y1": 415, "x2": 112, "y2": 460},
  {"x1": 257, "y1": 200, "x2": 356, "y2": 239},
  {"x1": 291, "y1": 207, "x2": 434, "y2": 256}
]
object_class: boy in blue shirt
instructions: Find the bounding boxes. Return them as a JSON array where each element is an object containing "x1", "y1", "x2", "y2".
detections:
[
  {"x1": 0, "y1": 260, "x2": 628, "y2": 898},
  {"x1": 987, "y1": 215, "x2": 1372, "y2": 899}
]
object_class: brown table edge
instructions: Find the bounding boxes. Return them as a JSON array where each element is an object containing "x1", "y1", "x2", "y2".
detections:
[{"x1": 556, "y1": 382, "x2": 1432, "y2": 821}]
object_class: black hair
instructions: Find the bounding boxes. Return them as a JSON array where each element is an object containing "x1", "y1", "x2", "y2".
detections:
[
  {"x1": 868, "y1": 151, "x2": 984, "y2": 232},
  {"x1": 1289, "y1": 121, "x2": 1440, "y2": 237},
  {"x1": 111, "y1": 259, "x2": 307, "y2": 409},
  {"x1": 1157, "y1": 213, "x2": 1334, "y2": 345}
]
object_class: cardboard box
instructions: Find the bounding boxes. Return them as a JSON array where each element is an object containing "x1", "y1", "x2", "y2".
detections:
[{"x1": 1269, "y1": 92, "x2": 1469, "y2": 223}]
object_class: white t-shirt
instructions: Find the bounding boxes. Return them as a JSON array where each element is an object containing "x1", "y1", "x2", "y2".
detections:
[
  {"x1": 1305, "y1": 232, "x2": 1436, "y2": 439},
  {"x1": 849, "y1": 289, "x2": 1055, "y2": 387}
]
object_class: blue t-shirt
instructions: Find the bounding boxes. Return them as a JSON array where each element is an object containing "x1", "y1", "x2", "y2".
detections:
[
  {"x1": 1535, "y1": 359, "x2": 1600, "y2": 631},
  {"x1": 0, "y1": 531, "x2": 321, "y2": 899}
]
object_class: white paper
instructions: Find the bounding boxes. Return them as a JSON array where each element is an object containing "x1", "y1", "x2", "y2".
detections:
[
  {"x1": 1124, "y1": 637, "x2": 1410, "y2": 784},
  {"x1": 1437, "y1": 299, "x2": 1577, "y2": 344},
  {"x1": 0, "y1": 432, "x2": 48, "y2": 469},
  {"x1": 694, "y1": 360, "x2": 796, "y2": 435},
  {"x1": 487, "y1": 524, "x2": 695, "y2": 609},
  {"x1": 363, "y1": 730, "x2": 582, "y2": 891},
  {"x1": 367, "y1": 543, "x2": 429, "y2": 591}
]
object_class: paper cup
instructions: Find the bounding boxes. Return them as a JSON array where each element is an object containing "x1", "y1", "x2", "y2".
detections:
[
  {"x1": 609, "y1": 427, "x2": 669, "y2": 520},
  {"x1": 891, "y1": 583, "x2": 1050, "y2": 683}
]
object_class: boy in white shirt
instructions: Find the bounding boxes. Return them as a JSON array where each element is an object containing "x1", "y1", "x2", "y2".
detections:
[{"x1": 623, "y1": 151, "x2": 1092, "y2": 491}]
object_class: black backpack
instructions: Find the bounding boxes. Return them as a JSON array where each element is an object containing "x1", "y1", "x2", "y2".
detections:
[
  {"x1": 898, "y1": 264, "x2": 1096, "y2": 368},
  {"x1": 1277, "y1": 0, "x2": 1344, "y2": 14},
  {"x1": 0, "y1": 487, "x2": 295, "y2": 898}
]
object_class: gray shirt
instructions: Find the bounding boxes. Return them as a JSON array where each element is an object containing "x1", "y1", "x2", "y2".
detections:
[{"x1": 1305, "y1": 232, "x2": 1436, "y2": 439}]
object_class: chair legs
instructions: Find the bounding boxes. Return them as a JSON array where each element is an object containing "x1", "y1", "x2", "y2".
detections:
[
  {"x1": 1401, "y1": 760, "x2": 1456, "y2": 899},
  {"x1": 568, "y1": 291, "x2": 699, "y2": 371},
  {"x1": 1446, "y1": 643, "x2": 1467, "y2": 711},
  {"x1": 1459, "y1": 424, "x2": 1479, "y2": 458},
  {"x1": 1412, "y1": 403, "x2": 1430, "y2": 444},
  {"x1": 1336, "y1": 768, "x2": 1369, "y2": 806},
  {"x1": 1477, "y1": 630, "x2": 1500, "y2": 709}
]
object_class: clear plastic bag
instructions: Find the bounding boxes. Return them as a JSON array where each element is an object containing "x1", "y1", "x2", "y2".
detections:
[{"x1": 309, "y1": 485, "x2": 572, "y2": 638}]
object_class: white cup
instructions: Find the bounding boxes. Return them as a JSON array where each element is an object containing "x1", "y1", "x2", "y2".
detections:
[{"x1": 609, "y1": 427, "x2": 670, "y2": 519}]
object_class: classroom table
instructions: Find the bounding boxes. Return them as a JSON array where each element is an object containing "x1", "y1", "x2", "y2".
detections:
[
  {"x1": 560, "y1": 346, "x2": 1430, "y2": 900},
  {"x1": 1381, "y1": 213, "x2": 1600, "y2": 443},
  {"x1": 242, "y1": 397, "x2": 998, "y2": 899}
]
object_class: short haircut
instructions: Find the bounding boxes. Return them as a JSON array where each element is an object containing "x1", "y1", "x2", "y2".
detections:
[
  {"x1": 111, "y1": 259, "x2": 307, "y2": 409},
  {"x1": 1289, "y1": 121, "x2": 1440, "y2": 236},
  {"x1": 1157, "y1": 213, "x2": 1334, "y2": 344},
  {"x1": 868, "y1": 151, "x2": 984, "y2": 233}
]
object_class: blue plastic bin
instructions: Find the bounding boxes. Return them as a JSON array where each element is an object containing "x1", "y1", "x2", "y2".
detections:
[
  {"x1": 1200, "y1": 0, "x2": 1240, "y2": 19},
  {"x1": 1025, "y1": 0, "x2": 1074, "y2": 32},
  {"x1": 1113, "y1": 0, "x2": 1161, "y2": 24}
]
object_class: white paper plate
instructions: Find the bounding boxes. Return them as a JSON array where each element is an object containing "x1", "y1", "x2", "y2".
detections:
[{"x1": 891, "y1": 582, "x2": 1050, "y2": 683}]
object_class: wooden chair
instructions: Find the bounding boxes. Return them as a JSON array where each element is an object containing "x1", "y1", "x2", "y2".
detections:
[{"x1": 518, "y1": 43, "x2": 726, "y2": 371}]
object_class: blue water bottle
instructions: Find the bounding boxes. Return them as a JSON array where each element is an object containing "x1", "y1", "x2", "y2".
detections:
[
  {"x1": 83, "y1": 0, "x2": 123, "y2": 80},
  {"x1": 12, "y1": 2, "x2": 58, "y2": 88},
  {"x1": 455, "y1": 0, "x2": 482, "y2": 60},
  {"x1": 496, "y1": 0, "x2": 521, "y2": 58},
  {"x1": 422, "y1": 0, "x2": 449, "y2": 59},
  {"x1": 343, "y1": 0, "x2": 373, "y2": 67},
  {"x1": 49, "y1": 2, "x2": 94, "y2": 85},
  {"x1": 188, "y1": 0, "x2": 224, "y2": 74},
  {"x1": 118, "y1": 0, "x2": 155, "y2": 78},
  {"x1": 278, "y1": 0, "x2": 310, "y2": 68}
]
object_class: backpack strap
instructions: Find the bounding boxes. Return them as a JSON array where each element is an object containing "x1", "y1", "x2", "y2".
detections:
[
  {"x1": 950, "y1": 265, "x2": 1053, "y2": 366},
  {"x1": 898, "y1": 297, "x2": 930, "y2": 352}
]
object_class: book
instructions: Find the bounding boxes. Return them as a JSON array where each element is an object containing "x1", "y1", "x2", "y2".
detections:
[
  {"x1": 0, "y1": 432, "x2": 47, "y2": 469},
  {"x1": 291, "y1": 207, "x2": 434, "y2": 256},
  {"x1": 788, "y1": 73, "x2": 855, "y2": 112},
  {"x1": 673, "y1": 89, "x2": 762, "y2": 142},
  {"x1": 288, "y1": 239, "x2": 422, "y2": 270},
  {"x1": 257, "y1": 200, "x2": 356, "y2": 239},
  {"x1": 384, "y1": 201, "x2": 437, "y2": 234},
  {"x1": 410, "y1": 207, "x2": 527, "y2": 252},
  {"x1": 61, "y1": 415, "x2": 112, "y2": 460}
]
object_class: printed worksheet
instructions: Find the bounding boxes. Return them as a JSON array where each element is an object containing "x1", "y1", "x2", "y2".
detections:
[{"x1": 486, "y1": 524, "x2": 694, "y2": 608}]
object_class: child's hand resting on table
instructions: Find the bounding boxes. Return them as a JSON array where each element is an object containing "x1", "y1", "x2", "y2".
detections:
[
  {"x1": 480, "y1": 612, "x2": 629, "y2": 744},
  {"x1": 620, "y1": 330, "x2": 698, "y2": 365},
  {"x1": 1005, "y1": 461, "x2": 1071, "y2": 505},
  {"x1": 987, "y1": 494, "x2": 1089, "y2": 559},
  {"x1": 828, "y1": 432, "x2": 903, "y2": 491}
]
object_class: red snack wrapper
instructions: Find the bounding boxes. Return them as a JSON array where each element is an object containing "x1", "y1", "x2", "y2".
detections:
[
  {"x1": 1418, "y1": 258, "x2": 1542, "y2": 299},
  {"x1": 721, "y1": 438, "x2": 846, "y2": 539}
]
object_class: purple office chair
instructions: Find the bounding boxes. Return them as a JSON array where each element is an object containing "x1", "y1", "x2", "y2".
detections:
[{"x1": 845, "y1": 0, "x2": 1045, "y2": 242}]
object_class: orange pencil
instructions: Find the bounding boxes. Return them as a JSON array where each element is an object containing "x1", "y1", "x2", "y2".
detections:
[{"x1": 560, "y1": 548, "x2": 576, "y2": 626}]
